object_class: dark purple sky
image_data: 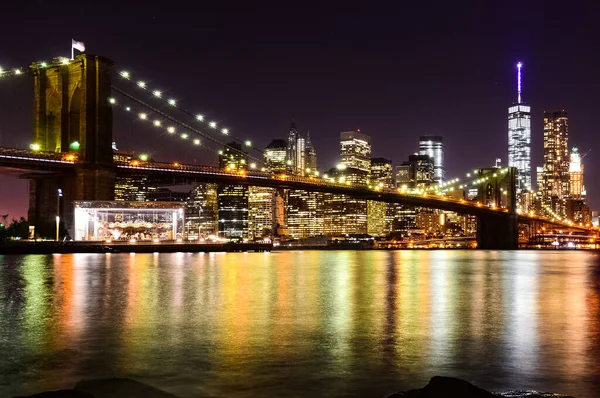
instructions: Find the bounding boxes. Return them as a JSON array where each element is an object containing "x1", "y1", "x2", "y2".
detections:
[{"x1": 1, "y1": 1, "x2": 600, "y2": 219}]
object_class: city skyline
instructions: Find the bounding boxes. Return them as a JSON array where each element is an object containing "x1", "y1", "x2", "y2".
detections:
[{"x1": 1, "y1": 2, "x2": 599, "y2": 218}]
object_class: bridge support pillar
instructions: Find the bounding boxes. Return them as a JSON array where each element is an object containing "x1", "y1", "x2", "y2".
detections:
[
  {"x1": 27, "y1": 166, "x2": 115, "y2": 239},
  {"x1": 476, "y1": 214, "x2": 518, "y2": 250}
]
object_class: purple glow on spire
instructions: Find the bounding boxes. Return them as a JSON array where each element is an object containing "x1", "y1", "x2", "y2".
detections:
[{"x1": 517, "y1": 62, "x2": 522, "y2": 104}]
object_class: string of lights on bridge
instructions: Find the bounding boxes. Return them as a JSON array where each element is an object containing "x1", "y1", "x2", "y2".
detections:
[
  {"x1": 109, "y1": 87, "x2": 267, "y2": 165},
  {"x1": 116, "y1": 69, "x2": 261, "y2": 154},
  {"x1": 108, "y1": 95, "x2": 268, "y2": 169}
]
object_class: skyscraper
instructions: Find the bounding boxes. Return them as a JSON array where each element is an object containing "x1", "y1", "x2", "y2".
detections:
[
  {"x1": 305, "y1": 132, "x2": 317, "y2": 171},
  {"x1": 185, "y1": 183, "x2": 218, "y2": 238},
  {"x1": 327, "y1": 130, "x2": 371, "y2": 235},
  {"x1": 218, "y1": 142, "x2": 249, "y2": 241},
  {"x1": 565, "y1": 147, "x2": 589, "y2": 223},
  {"x1": 391, "y1": 154, "x2": 434, "y2": 234},
  {"x1": 286, "y1": 121, "x2": 299, "y2": 172},
  {"x1": 281, "y1": 123, "x2": 323, "y2": 238},
  {"x1": 322, "y1": 166, "x2": 367, "y2": 235},
  {"x1": 263, "y1": 139, "x2": 287, "y2": 236},
  {"x1": 418, "y1": 136, "x2": 445, "y2": 183},
  {"x1": 340, "y1": 130, "x2": 371, "y2": 173},
  {"x1": 569, "y1": 147, "x2": 585, "y2": 198},
  {"x1": 285, "y1": 122, "x2": 317, "y2": 176},
  {"x1": 248, "y1": 186, "x2": 274, "y2": 240},
  {"x1": 395, "y1": 155, "x2": 434, "y2": 188},
  {"x1": 368, "y1": 158, "x2": 393, "y2": 236},
  {"x1": 296, "y1": 136, "x2": 306, "y2": 174},
  {"x1": 265, "y1": 139, "x2": 287, "y2": 173},
  {"x1": 507, "y1": 62, "x2": 532, "y2": 192},
  {"x1": 542, "y1": 111, "x2": 570, "y2": 216},
  {"x1": 285, "y1": 190, "x2": 323, "y2": 239}
]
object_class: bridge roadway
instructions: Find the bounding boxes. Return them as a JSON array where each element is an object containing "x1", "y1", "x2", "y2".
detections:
[{"x1": 0, "y1": 147, "x2": 591, "y2": 237}]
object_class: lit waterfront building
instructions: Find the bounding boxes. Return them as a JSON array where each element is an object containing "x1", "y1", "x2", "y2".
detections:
[
  {"x1": 286, "y1": 190, "x2": 323, "y2": 239},
  {"x1": 248, "y1": 186, "x2": 274, "y2": 240},
  {"x1": 542, "y1": 111, "x2": 570, "y2": 216},
  {"x1": 507, "y1": 62, "x2": 532, "y2": 193},
  {"x1": 416, "y1": 211, "x2": 444, "y2": 234},
  {"x1": 323, "y1": 166, "x2": 368, "y2": 235},
  {"x1": 569, "y1": 147, "x2": 585, "y2": 198},
  {"x1": 368, "y1": 158, "x2": 393, "y2": 236},
  {"x1": 418, "y1": 136, "x2": 445, "y2": 183},
  {"x1": 185, "y1": 183, "x2": 218, "y2": 238},
  {"x1": 218, "y1": 141, "x2": 249, "y2": 241},
  {"x1": 265, "y1": 139, "x2": 287, "y2": 173}
]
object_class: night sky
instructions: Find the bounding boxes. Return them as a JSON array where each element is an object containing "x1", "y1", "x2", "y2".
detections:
[{"x1": 1, "y1": 1, "x2": 600, "y2": 219}]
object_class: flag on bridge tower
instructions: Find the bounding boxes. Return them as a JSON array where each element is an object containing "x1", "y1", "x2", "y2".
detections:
[{"x1": 71, "y1": 39, "x2": 85, "y2": 59}]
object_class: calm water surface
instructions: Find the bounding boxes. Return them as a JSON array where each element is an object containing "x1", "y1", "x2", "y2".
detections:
[{"x1": 1, "y1": 251, "x2": 599, "y2": 397}]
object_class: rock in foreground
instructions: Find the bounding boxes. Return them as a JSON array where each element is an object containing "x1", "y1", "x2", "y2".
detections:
[
  {"x1": 387, "y1": 376, "x2": 496, "y2": 397},
  {"x1": 13, "y1": 378, "x2": 178, "y2": 398},
  {"x1": 386, "y1": 376, "x2": 575, "y2": 398}
]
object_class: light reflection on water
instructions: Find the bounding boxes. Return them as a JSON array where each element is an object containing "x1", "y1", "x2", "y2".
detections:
[{"x1": 0, "y1": 251, "x2": 599, "y2": 397}]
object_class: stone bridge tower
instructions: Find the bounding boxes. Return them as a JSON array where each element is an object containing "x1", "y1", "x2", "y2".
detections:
[{"x1": 28, "y1": 55, "x2": 115, "y2": 238}]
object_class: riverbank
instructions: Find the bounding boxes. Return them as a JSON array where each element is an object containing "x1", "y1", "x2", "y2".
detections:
[{"x1": 0, "y1": 241, "x2": 272, "y2": 254}]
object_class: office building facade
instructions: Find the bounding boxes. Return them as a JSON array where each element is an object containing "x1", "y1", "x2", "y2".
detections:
[
  {"x1": 368, "y1": 158, "x2": 393, "y2": 236},
  {"x1": 265, "y1": 139, "x2": 287, "y2": 173},
  {"x1": 248, "y1": 186, "x2": 274, "y2": 240},
  {"x1": 419, "y1": 136, "x2": 445, "y2": 183},
  {"x1": 185, "y1": 183, "x2": 218, "y2": 238},
  {"x1": 217, "y1": 142, "x2": 249, "y2": 241},
  {"x1": 569, "y1": 147, "x2": 585, "y2": 198},
  {"x1": 340, "y1": 130, "x2": 371, "y2": 172},
  {"x1": 542, "y1": 111, "x2": 570, "y2": 215}
]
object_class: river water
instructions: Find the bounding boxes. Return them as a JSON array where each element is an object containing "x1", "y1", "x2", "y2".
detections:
[{"x1": 0, "y1": 251, "x2": 599, "y2": 397}]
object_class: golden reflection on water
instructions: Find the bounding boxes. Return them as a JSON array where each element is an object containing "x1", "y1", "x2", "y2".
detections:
[{"x1": 1, "y1": 251, "x2": 600, "y2": 397}]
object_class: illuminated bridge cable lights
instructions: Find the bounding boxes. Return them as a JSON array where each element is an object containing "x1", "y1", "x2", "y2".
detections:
[
  {"x1": 118, "y1": 103, "x2": 199, "y2": 145},
  {"x1": 108, "y1": 97, "x2": 268, "y2": 162},
  {"x1": 115, "y1": 69, "x2": 261, "y2": 153},
  {"x1": 110, "y1": 86, "x2": 266, "y2": 166}
]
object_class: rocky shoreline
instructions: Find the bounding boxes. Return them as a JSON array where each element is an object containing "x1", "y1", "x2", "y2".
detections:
[{"x1": 14, "y1": 376, "x2": 574, "y2": 397}]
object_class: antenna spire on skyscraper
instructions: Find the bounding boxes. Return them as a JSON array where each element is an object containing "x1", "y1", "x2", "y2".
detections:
[{"x1": 517, "y1": 62, "x2": 522, "y2": 104}]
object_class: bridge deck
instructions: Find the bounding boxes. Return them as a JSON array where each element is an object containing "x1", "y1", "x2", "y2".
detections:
[{"x1": 0, "y1": 146, "x2": 593, "y2": 233}]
